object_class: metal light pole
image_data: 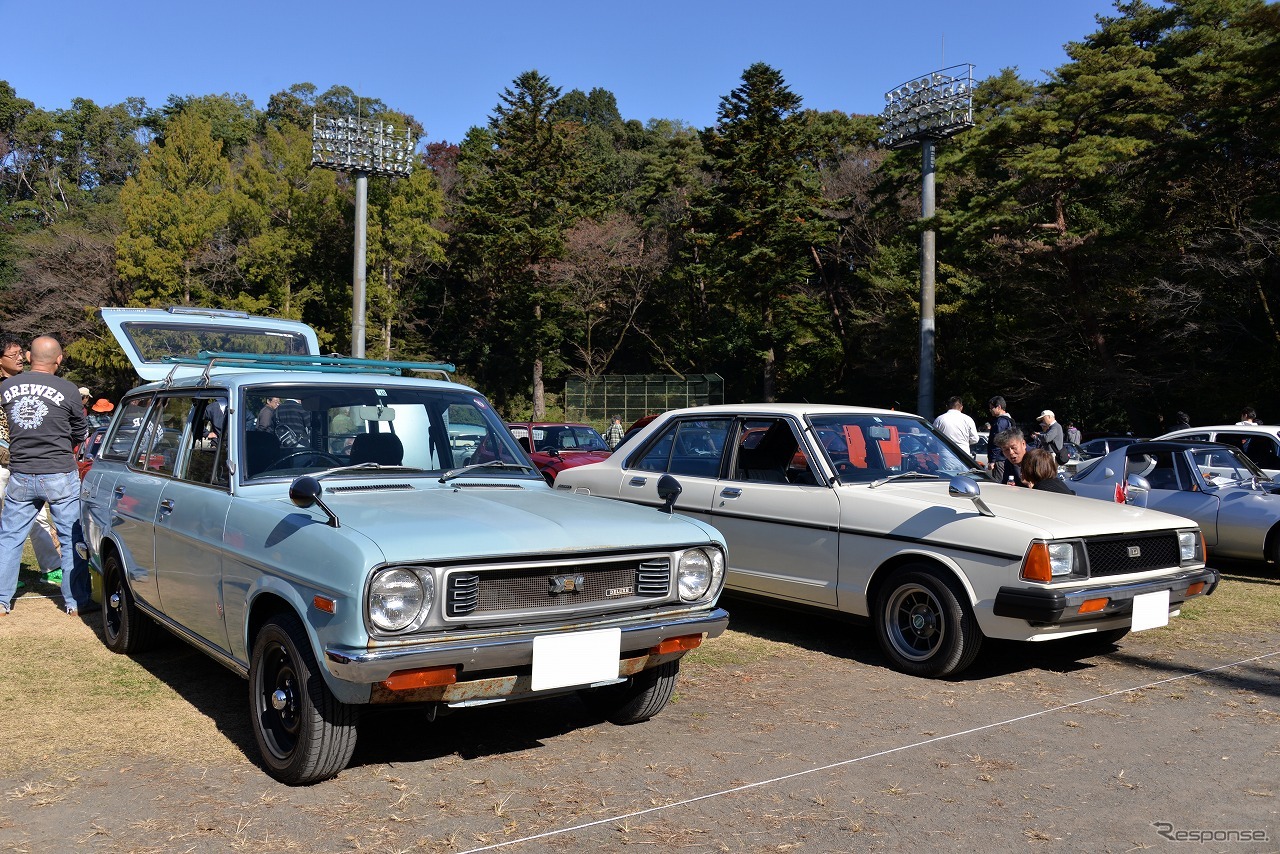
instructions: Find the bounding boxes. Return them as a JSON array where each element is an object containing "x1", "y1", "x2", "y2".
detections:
[
  {"x1": 310, "y1": 115, "x2": 416, "y2": 357},
  {"x1": 879, "y1": 65, "x2": 974, "y2": 418}
]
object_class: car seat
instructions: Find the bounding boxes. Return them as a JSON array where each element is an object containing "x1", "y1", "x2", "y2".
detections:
[
  {"x1": 244, "y1": 431, "x2": 281, "y2": 477},
  {"x1": 737, "y1": 423, "x2": 796, "y2": 483},
  {"x1": 350, "y1": 432, "x2": 404, "y2": 466}
]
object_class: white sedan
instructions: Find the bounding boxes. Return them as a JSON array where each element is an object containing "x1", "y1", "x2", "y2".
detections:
[{"x1": 557, "y1": 404, "x2": 1218, "y2": 678}]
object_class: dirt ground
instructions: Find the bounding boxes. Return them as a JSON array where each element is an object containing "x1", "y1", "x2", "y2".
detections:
[{"x1": 1, "y1": 564, "x2": 1277, "y2": 854}]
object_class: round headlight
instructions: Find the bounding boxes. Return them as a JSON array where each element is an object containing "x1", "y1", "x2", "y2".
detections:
[
  {"x1": 369, "y1": 568, "x2": 432, "y2": 632},
  {"x1": 676, "y1": 549, "x2": 713, "y2": 601}
]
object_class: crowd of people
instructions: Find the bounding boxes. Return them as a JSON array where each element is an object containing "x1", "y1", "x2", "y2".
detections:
[{"x1": 933, "y1": 395, "x2": 1077, "y2": 495}]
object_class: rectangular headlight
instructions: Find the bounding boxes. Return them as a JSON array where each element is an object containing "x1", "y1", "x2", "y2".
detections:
[
  {"x1": 1046, "y1": 542, "x2": 1075, "y2": 577},
  {"x1": 1177, "y1": 530, "x2": 1202, "y2": 563}
]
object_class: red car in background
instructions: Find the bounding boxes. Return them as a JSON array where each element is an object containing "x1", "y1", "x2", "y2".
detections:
[
  {"x1": 76, "y1": 426, "x2": 109, "y2": 479},
  {"x1": 506, "y1": 422, "x2": 613, "y2": 484}
]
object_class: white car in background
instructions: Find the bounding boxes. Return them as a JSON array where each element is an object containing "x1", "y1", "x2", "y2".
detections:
[
  {"x1": 1155, "y1": 424, "x2": 1280, "y2": 477},
  {"x1": 556, "y1": 404, "x2": 1218, "y2": 678}
]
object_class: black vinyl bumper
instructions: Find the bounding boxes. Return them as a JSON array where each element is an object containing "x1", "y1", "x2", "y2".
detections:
[{"x1": 993, "y1": 567, "x2": 1219, "y2": 626}]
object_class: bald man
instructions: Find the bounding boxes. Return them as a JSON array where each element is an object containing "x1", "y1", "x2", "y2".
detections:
[{"x1": 0, "y1": 336, "x2": 88, "y2": 616}]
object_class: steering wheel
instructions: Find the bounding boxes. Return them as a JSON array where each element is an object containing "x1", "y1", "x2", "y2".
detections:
[{"x1": 267, "y1": 450, "x2": 343, "y2": 470}]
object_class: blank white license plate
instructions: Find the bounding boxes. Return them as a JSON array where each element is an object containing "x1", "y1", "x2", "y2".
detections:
[
  {"x1": 531, "y1": 628, "x2": 621, "y2": 691},
  {"x1": 1131, "y1": 589, "x2": 1171, "y2": 632}
]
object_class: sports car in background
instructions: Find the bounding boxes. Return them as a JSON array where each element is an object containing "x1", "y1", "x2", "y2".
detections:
[{"x1": 1070, "y1": 439, "x2": 1280, "y2": 563}]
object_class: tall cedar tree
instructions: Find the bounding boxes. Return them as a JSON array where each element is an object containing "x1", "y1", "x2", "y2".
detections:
[
  {"x1": 453, "y1": 70, "x2": 597, "y2": 416},
  {"x1": 690, "y1": 63, "x2": 834, "y2": 402}
]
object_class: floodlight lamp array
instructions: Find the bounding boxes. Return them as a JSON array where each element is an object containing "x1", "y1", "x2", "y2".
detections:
[
  {"x1": 879, "y1": 64, "x2": 975, "y2": 149},
  {"x1": 311, "y1": 114, "x2": 416, "y2": 177}
]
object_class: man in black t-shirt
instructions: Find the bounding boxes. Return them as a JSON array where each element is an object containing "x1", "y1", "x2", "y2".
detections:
[{"x1": 0, "y1": 336, "x2": 88, "y2": 616}]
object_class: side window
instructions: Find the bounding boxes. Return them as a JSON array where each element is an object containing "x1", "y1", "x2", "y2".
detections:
[
  {"x1": 1219, "y1": 433, "x2": 1280, "y2": 470},
  {"x1": 178, "y1": 397, "x2": 229, "y2": 488},
  {"x1": 634, "y1": 423, "x2": 678, "y2": 473},
  {"x1": 101, "y1": 396, "x2": 153, "y2": 462},
  {"x1": 734, "y1": 419, "x2": 809, "y2": 484},
  {"x1": 1125, "y1": 452, "x2": 1181, "y2": 491},
  {"x1": 668, "y1": 419, "x2": 731, "y2": 478},
  {"x1": 132, "y1": 396, "x2": 194, "y2": 477}
]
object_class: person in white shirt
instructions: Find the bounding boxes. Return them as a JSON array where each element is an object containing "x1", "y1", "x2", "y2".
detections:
[{"x1": 933, "y1": 396, "x2": 980, "y2": 454}]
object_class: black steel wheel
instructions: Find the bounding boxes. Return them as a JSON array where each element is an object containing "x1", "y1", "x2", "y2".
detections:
[
  {"x1": 100, "y1": 551, "x2": 160, "y2": 654},
  {"x1": 875, "y1": 564, "x2": 983, "y2": 678},
  {"x1": 249, "y1": 612, "x2": 357, "y2": 785}
]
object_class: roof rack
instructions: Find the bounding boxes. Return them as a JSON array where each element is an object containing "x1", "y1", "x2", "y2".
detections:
[{"x1": 158, "y1": 351, "x2": 457, "y2": 385}]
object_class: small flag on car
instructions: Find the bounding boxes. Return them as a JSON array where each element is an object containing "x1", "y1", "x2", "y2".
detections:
[{"x1": 1114, "y1": 481, "x2": 1127, "y2": 504}]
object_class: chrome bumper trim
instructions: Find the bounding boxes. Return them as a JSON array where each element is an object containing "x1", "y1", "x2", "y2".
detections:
[{"x1": 323, "y1": 607, "x2": 729, "y2": 683}]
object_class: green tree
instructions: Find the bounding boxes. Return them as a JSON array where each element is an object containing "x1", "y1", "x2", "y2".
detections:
[
  {"x1": 452, "y1": 70, "x2": 597, "y2": 415},
  {"x1": 230, "y1": 121, "x2": 345, "y2": 321},
  {"x1": 366, "y1": 163, "x2": 448, "y2": 358},
  {"x1": 116, "y1": 110, "x2": 231, "y2": 306},
  {"x1": 690, "y1": 63, "x2": 835, "y2": 401}
]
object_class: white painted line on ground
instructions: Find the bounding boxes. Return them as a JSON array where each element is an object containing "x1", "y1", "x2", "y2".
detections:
[{"x1": 458, "y1": 649, "x2": 1280, "y2": 853}]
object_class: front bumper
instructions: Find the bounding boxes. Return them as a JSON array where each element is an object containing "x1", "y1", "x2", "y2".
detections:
[
  {"x1": 323, "y1": 606, "x2": 730, "y2": 684},
  {"x1": 993, "y1": 567, "x2": 1219, "y2": 626}
]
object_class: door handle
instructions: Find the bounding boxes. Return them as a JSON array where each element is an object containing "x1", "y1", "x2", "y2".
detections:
[
  {"x1": 113, "y1": 485, "x2": 125, "y2": 498},
  {"x1": 158, "y1": 499, "x2": 175, "y2": 514},
  {"x1": 628, "y1": 476, "x2": 647, "y2": 487},
  {"x1": 720, "y1": 487, "x2": 742, "y2": 498}
]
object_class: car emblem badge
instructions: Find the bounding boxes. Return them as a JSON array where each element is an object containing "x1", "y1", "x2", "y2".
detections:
[
  {"x1": 550, "y1": 574, "x2": 586, "y2": 595},
  {"x1": 1128, "y1": 546, "x2": 1141, "y2": 558}
]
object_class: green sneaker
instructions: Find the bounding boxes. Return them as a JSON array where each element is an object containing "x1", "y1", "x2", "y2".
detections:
[{"x1": 42, "y1": 569, "x2": 62, "y2": 586}]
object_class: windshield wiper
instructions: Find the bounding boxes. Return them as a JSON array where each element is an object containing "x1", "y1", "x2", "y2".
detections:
[
  {"x1": 439, "y1": 459, "x2": 535, "y2": 483},
  {"x1": 869, "y1": 471, "x2": 942, "y2": 489},
  {"x1": 313, "y1": 462, "x2": 429, "y2": 479}
]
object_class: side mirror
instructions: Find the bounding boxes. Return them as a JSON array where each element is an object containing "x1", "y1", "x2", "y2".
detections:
[
  {"x1": 948, "y1": 475, "x2": 995, "y2": 517},
  {"x1": 290, "y1": 476, "x2": 340, "y2": 527},
  {"x1": 1125, "y1": 474, "x2": 1151, "y2": 508},
  {"x1": 656, "y1": 474, "x2": 682, "y2": 514}
]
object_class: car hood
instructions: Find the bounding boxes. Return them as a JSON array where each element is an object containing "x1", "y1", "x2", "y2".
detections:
[
  {"x1": 300, "y1": 482, "x2": 720, "y2": 562},
  {"x1": 866, "y1": 478, "x2": 1197, "y2": 539}
]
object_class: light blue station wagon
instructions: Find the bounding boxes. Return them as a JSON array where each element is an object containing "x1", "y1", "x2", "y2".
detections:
[{"x1": 81, "y1": 307, "x2": 728, "y2": 784}]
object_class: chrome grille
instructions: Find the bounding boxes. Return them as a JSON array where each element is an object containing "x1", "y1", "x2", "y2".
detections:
[
  {"x1": 445, "y1": 556, "x2": 671, "y2": 618},
  {"x1": 1086, "y1": 532, "x2": 1180, "y2": 577}
]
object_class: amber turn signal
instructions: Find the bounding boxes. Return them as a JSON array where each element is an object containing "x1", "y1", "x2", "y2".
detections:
[
  {"x1": 380, "y1": 666, "x2": 459, "y2": 691},
  {"x1": 1186, "y1": 581, "x2": 1205, "y2": 597},
  {"x1": 312, "y1": 595, "x2": 337, "y2": 614},
  {"x1": 1020, "y1": 542, "x2": 1053, "y2": 582},
  {"x1": 650, "y1": 634, "x2": 703, "y2": 655},
  {"x1": 1078, "y1": 598, "x2": 1108, "y2": 614}
]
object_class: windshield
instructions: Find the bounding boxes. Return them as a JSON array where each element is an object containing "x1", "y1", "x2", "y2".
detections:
[
  {"x1": 531, "y1": 425, "x2": 609, "y2": 452},
  {"x1": 808, "y1": 413, "x2": 974, "y2": 484},
  {"x1": 1186, "y1": 445, "x2": 1269, "y2": 486},
  {"x1": 239, "y1": 384, "x2": 531, "y2": 481}
]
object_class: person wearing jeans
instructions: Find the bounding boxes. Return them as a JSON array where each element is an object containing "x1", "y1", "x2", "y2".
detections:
[
  {"x1": 0, "y1": 336, "x2": 88, "y2": 615},
  {"x1": 0, "y1": 471, "x2": 86, "y2": 613},
  {"x1": 0, "y1": 337, "x2": 63, "y2": 584}
]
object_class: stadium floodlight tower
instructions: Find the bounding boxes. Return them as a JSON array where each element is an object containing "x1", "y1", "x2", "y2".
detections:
[
  {"x1": 311, "y1": 114, "x2": 416, "y2": 358},
  {"x1": 879, "y1": 64, "x2": 974, "y2": 419}
]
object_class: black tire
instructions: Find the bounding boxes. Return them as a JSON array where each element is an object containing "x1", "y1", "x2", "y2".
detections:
[
  {"x1": 249, "y1": 612, "x2": 358, "y2": 785},
  {"x1": 875, "y1": 564, "x2": 983, "y2": 678},
  {"x1": 580, "y1": 659, "x2": 680, "y2": 725},
  {"x1": 101, "y1": 551, "x2": 161, "y2": 654}
]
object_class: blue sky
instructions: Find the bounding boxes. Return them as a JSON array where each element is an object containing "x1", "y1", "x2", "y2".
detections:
[{"x1": 2, "y1": 0, "x2": 1122, "y2": 144}]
